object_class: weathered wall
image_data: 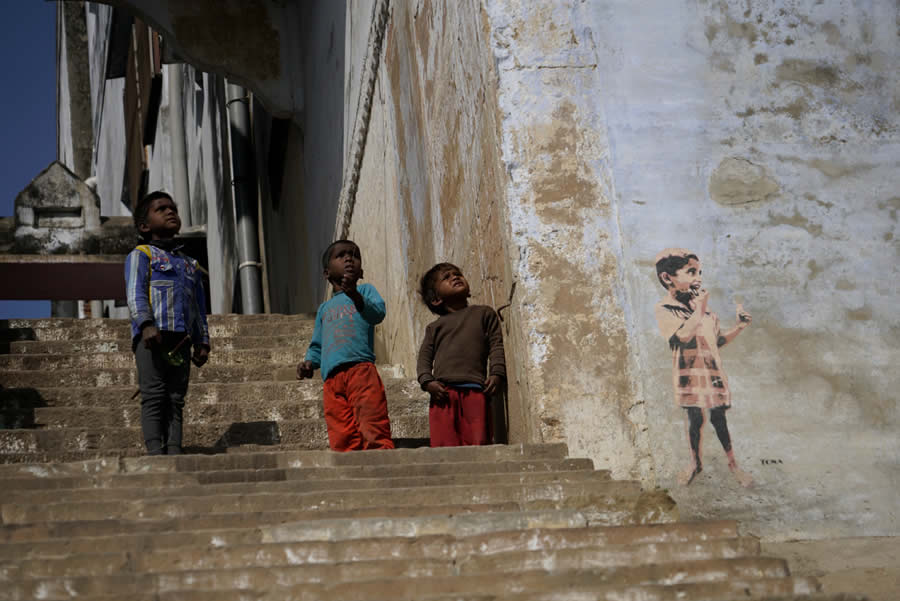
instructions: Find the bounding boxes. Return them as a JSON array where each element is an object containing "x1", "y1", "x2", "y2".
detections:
[
  {"x1": 483, "y1": 0, "x2": 655, "y2": 479},
  {"x1": 476, "y1": 0, "x2": 899, "y2": 538},
  {"x1": 258, "y1": 0, "x2": 346, "y2": 315},
  {"x1": 592, "y1": 0, "x2": 899, "y2": 538},
  {"x1": 74, "y1": 0, "x2": 899, "y2": 541},
  {"x1": 343, "y1": 0, "x2": 522, "y2": 434}
]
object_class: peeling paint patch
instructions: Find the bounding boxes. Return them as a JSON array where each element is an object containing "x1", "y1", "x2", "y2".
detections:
[
  {"x1": 709, "y1": 157, "x2": 779, "y2": 205},
  {"x1": 846, "y1": 306, "x2": 873, "y2": 321},
  {"x1": 877, "y1": 197, "x2": 900, "y2": 221},
  {"x1": 775, "y1": 59, "x2": 839, "y2": 87},
  {"x1": 768, "y1": 210, "x2": 823, "y2": 237},
  {"x1": 835, "y1": 278, "x2": 855, "y2": 291},
  {"x1": 530, "y1": 103, "x2": 601, "y2": 223},
  {"x1": 807, "y1": 259, "x2": 823, "y2": 280}
]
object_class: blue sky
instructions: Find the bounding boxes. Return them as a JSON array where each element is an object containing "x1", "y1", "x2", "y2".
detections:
[{"x1": 1, "y1": 1, "x2": 57, "y2": 318}]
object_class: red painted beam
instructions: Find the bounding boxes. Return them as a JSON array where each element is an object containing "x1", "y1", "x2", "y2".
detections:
[{"x1": 0, "y1": 255, "x2": 126, "y2": 301}]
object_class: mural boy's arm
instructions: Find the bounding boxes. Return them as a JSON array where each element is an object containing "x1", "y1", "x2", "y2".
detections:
[
  {"x1": 718, "y1": 303, "x2": 752, "y2": 347},
  {"x1": 672, "y1": 290, "x2": 709, "y2": 343}
]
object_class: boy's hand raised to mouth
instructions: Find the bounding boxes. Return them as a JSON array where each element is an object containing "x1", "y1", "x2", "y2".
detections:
[
  {"x1": 689, "y1": 288, "x2": 709, "y2": 313},
  {"x1": 340, "y1": 272, "x2": 359, "y2": 294}
]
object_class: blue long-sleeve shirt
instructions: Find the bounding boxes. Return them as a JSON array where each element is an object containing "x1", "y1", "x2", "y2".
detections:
[
  {"x1": 125, "y1": 242, "x2": 210, "y2": 348},
  {"x1": 305, "y1": 283, "x2": 386, "y2": 380}
]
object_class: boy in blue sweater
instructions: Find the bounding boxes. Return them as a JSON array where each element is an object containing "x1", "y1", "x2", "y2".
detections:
[
  {"x1": 296, "y1": 240, "x2": 394, "y2": 451},
  {"x1": 125, "y1": 191, "x2": 210, "y2": 455}
]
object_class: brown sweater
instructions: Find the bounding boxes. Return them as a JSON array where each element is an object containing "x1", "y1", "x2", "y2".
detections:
[{"x1": 417, "y1": 305, "x2": 506, "y2": 389}]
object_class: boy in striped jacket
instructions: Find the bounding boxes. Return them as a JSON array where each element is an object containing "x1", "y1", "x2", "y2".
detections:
[{"x1": 125, "y1": 191, "x2": 210, "y2": 455}]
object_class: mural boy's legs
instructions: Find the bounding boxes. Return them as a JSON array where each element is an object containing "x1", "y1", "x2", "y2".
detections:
[
  {"x1": 708, "y1": 406, "x2": 732, "y2": 451},
  {"x1": 709, "y1": 406, "x2": 753, "y2": 488},
  {"x1": 679, "y1": 406, "x2": 705, "y2": 485}
]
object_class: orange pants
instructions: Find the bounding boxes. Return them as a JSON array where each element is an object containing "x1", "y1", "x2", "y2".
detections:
[
  {"x1": 429, "y1": 386, "x2": 490, "y2": 447},
  {"x1": 323, "y1": 362, "x2": 394, "y2": 451}
]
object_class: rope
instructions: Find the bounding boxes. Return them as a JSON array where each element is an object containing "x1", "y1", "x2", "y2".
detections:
[{"x1": 333, "y1": 0, "x2": 391, "y2": 241}]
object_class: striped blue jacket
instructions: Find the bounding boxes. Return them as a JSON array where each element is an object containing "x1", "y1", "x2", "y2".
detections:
[{"x1": 125, "y1": 243, "x2": 210, "y2": 347}]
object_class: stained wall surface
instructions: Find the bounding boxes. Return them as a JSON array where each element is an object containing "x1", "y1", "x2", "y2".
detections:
[
  {"x1": 75, "y1": 0, "x2": 898, "y2": 540},
  {"x1": 258, "y1": 0, "x2": 347, "y2": 315},
  {"x1": 342, "y1": 0, "x2": 525, "y2": 437},
  {"x1": 478, "y1": 0, "x2": 899, "y2": 540}
]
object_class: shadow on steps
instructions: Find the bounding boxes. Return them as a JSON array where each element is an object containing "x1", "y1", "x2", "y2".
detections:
[{"x1": 0, "y1": 387, "x2": 47, "y2": 429}]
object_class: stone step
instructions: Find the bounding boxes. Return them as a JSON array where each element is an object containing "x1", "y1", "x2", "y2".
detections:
[
  {"x1": 0, "y1": 444, "x2": 571, "y2": 476},
  {"x1": 0, "y1": 458, "x2": 595, "y2": 491},
  {"x1": 0, "y1": 468, "x2": 608, "y2": 505},
  {"x1": 0, "y1": 448, "x2": 145, "y2": 464},
  {"x1": 6, "y1": 335, "x2": 309, "y2": 355},
  {"x1": 0, "y1": 479, "x2": 657, "y2": 525},
  {"x1": 2, "y1": 314, "x2": 315, "y2": 328},
  {"x1": 2, "y1": 540, "x2": 766, "y2": 590},
  {"x1": 27, "y1": 393, "x2": 426, "y2": 428},
  {"x1": 0, "y1": 378, "x2": 424, "y2": 411},
  {"x1": 0, "y1": 506, "x2": 589, "y2": 546},
  {"x1": 0, "y1": 504, "x2": 573, "y2": 545},
  {"x1": 0, "y1": 518, "x2": 736, "y2": 562},
  {"x1": 331, "y1": 574, "x2": 819, "y2": 601},
  {"x1": 0, "y1": 347, "x2": 313, "y2": 370},
  {"x1": 107, "y1": 536, "x2": 770, "y2": 580},
  {"x1": 2, "y1": 519, "x2": 736, "y2": 575},
  {"x1": 494, "y1": 577, "x2": 820, "y2": 601},
  {"x1": 37, "y1": 584, "x2": 855, "y2": 601},
  {"x1": 0, "y1": 363, "x2": 406, "y2": 387},
  {"x1": 0, "y1": 415, "x2": 428, "y2": 454},
  {"x1": 1, "y1": 319, "x2": 314, "y2": 343},
  {"x1": 0, "y1": 561, "x2": 815, "y2": 601}
]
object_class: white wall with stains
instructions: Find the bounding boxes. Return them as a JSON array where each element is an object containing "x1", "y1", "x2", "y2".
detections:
[{"x1": 483, "y1": 0, "x2": 899, "y2": 539}]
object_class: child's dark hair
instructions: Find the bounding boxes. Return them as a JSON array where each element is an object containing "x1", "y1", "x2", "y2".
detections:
[
  {"x1": 321, "y1": 240, "x2": 359, "y2": 269},
  {"x1": 419, "y1": 262, "x2": 460, "y2": 315},
  {"x1": 655, "y1": 249, "x2": 699, "y2": 289},
  {"x1": 133, "y1": 190, "x2": 174, "y2": 240}
]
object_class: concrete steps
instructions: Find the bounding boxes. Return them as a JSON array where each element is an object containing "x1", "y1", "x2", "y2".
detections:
[
  {"x1": 1, "y1": 378, "x2": 423, "y2": 408},
  {"x1": 6, "y1": 335, "x2": 309, "y2": 354},
  {"x1": 0, "y1": 315, "x2": 863, "y2": 600},
  {"x1": 0, "y1": 438, "x2": 828, "y2": 601},
  {"x1": 0, "y1": 363, "x2": 407, "y2": 387},
  {"x1": 0, "y1": 416, "x2": 428, "y2": 454},
  {"x1": 0, "y1": 347, "x2": 312, "y2": 369},
  {"x1": 0, "y1": 313, "x2": 417, "y2": 461},
  {"x1": 4, "y1": 383, "x2": 425, "y2": 424}
]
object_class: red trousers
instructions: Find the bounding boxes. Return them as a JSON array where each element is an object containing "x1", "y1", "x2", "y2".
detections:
[
  {"x1": 323, "y1": 362, "x2": 394, "y2": 452},
  {"x1": 429, "y1": 386, "x2": 490, "y2": 447}
]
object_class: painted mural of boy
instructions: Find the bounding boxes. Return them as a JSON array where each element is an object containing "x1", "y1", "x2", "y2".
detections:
[{"x1": 653, "y1": 248, "x2": 753, "y2": 487}]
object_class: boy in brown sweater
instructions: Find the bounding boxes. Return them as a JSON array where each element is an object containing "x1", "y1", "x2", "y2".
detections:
[{"x1": 417, "y1": 263, "x2": 506, "y2": 446}]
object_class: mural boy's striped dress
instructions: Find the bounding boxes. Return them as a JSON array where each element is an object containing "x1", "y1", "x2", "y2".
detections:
[{"x1": 654, "y1": 299, "x2": 731, "y2": 409}]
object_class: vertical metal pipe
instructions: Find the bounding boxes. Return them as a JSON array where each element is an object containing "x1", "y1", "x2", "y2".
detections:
[
  {"x1": 167, "y1": 64, "x2": 192, "y2": 227},
  {"x1": 225, "y1": 83, "x2": 263, "y2": 314}
]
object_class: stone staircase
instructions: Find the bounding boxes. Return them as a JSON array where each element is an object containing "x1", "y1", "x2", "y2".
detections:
[
  {"x1": 0, "y1": 315, "x2": 428, "y2": 461},
  {"x1": 0, "y1": 315, "x2": 866, "y2": 600}
]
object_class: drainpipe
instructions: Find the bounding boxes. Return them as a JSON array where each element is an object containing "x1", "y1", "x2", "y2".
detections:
[
  {"x1": 167, "y1": 64, "x2": 191, "y2": 227},
  {"x1": 225, "y1": 82, "x2": 263, "y2": 314}
]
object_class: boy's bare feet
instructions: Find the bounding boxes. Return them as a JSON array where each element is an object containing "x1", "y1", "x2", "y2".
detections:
[
  {"x1": 677, "y1": 463, "x2": 702, "y2": 486},
  {"x1": 729, "y1": 464, "x2": 754, "y2": 488}
]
